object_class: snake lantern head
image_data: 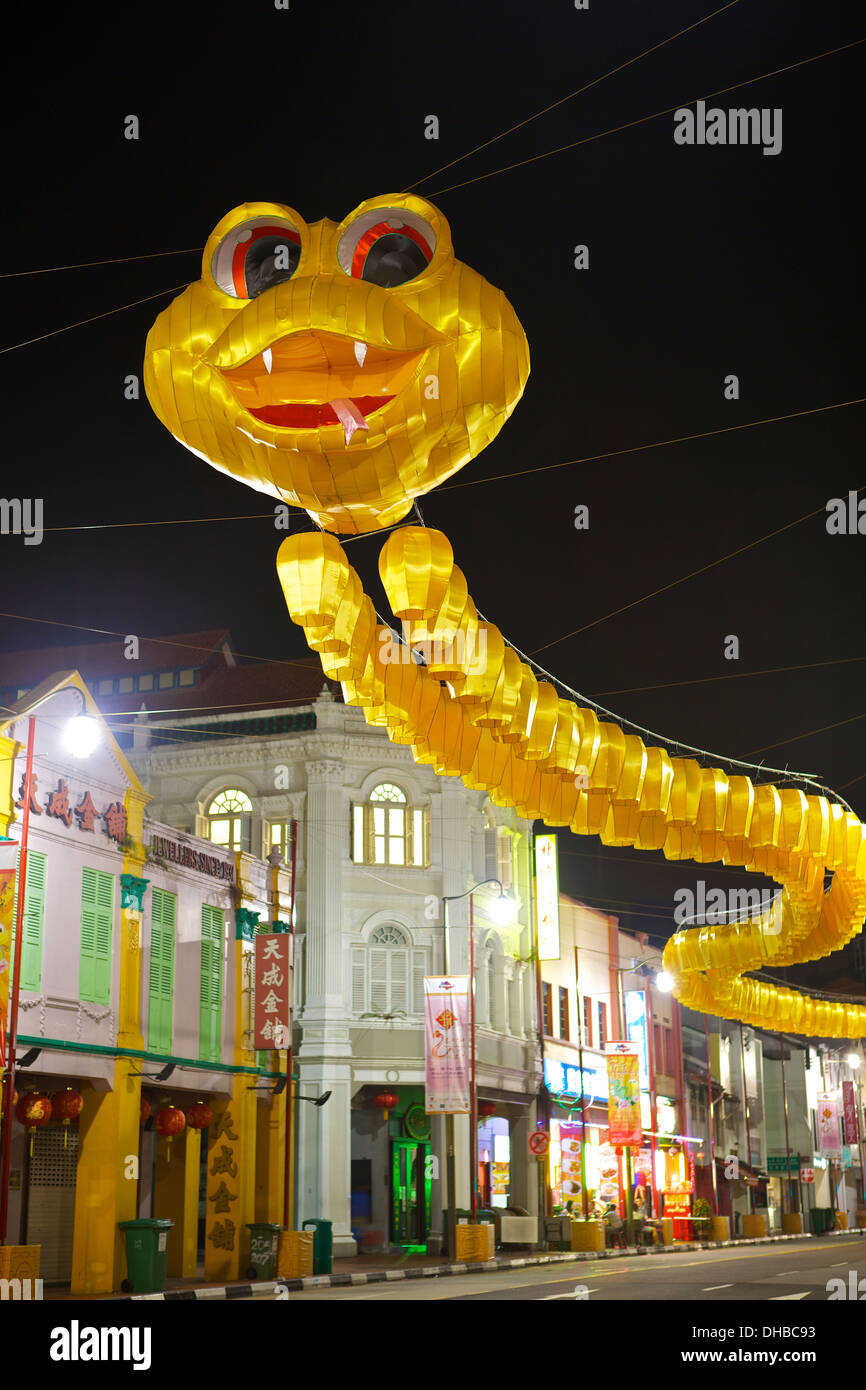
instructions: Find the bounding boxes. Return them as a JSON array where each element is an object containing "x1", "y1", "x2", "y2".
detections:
[{"x1": 144, "y1": 193, "x2": 529, "y2": 533}]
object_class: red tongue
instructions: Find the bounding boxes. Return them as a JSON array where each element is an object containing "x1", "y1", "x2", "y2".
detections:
[{"x1": 249, "y1": 395, "x2": 394, "y2": 434}]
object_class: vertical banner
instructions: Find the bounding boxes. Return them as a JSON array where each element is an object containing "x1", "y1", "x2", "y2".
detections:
[
  {"x1": 816, "y1": 1092, "x2": 843, "y2": 1154},
  {"x1": 253, "y1": 933, "x2": 291, "y2": 1049},
  {"x1": 535, "y1": 834, "x2": 560, "y2": 960},
  {"x1": 0, "y1": 839, "x2": 19, "y2": 1073},
  {"x1": 606, "y1": 1040, "x2": 642, "y2": 1145},
  {"x1": 424, "y1": 976, "x2": 470, "y2": 1113},
  {"x1": 559, "y1": 1122, "x2": 583, "y2": 1200},
  {"x1": 842, "y1": 1080, "x2": 859, "y2": 1145}
]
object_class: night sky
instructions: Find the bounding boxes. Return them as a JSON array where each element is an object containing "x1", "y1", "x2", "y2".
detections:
[{"x1": 2, "y1": 1, "x2": 864, "y2": 972}]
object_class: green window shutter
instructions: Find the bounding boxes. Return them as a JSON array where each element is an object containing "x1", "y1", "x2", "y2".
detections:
[
  {"x1": 199, "y1": 905, "x2": 224, "y2": 1063},
  {"x1": 147, "y1": 888, "x2": 176, "y2": 1053},
  {"x1": 19, "y1": 850, "x2": 46, "y2": 993},
  {"x1": 80, "y1": 867, "x2": 114, "y2": 1005}
]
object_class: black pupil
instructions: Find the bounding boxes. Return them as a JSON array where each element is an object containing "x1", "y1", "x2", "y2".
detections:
[
  {"x1": 362, "y1": 232, "x2": 428, "y2": 288},
  {"x1": 243, "y1": 234, "x2": 300, "y2": 297}
]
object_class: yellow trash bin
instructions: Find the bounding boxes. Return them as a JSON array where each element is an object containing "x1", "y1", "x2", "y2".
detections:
[
  {"x1": 742, "y1": 1213, "x2": 768, "y2": 1237},
  {"x1": 277, "y1": 1230, "x2": 314, "y2": 1279},
  {"x1": 455, "y1": 1223, "x2": 495, "y2": 1262},
  {"x1": 781, "y1": 1212, "x2": 803, "y2": 1234},
  {"x1": 711, "y1": 1216, "x2": 730, "y2": 1241},
  {"x1": 570, "y1": 1220, "x2": 605, "y2": 1252}
]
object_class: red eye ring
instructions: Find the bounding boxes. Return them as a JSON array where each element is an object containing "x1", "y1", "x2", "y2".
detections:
[
  {"x1": 231, "y1": 224, "x2": 301, "y2": 298},
  {"x1": 350, "y1": 220, "x2": 433, "y2": 279}
]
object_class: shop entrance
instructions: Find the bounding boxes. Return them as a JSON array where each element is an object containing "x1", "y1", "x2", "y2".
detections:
[{"x1": 390, "y1": 1140, "x2": 430, "y2": 1247}]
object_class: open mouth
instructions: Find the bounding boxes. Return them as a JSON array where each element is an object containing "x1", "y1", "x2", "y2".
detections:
[{"x1": 220, "y1": 328, "x2": 425, "y2": 445}]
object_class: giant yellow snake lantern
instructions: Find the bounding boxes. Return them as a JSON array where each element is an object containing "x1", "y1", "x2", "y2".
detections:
[{"x1": 145, "y1": 193, "x2": 866, "y2": 1037}]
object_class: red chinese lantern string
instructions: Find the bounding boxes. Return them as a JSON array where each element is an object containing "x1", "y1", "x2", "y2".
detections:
[
  {"x1": 372, "y1": 1091, "x2": 399, "y2": 1122},
  {"x1": 154, "y1": 1104, "x2": 186, "y2": 1162},
  {"x1": 51, "y1": 1087, "x2": 84, "y2": 1149},
  {"x1": 478, "y1": 1100, "x2": 497, "y2": 1119},
  {"x1": 184, "y1": 1101, "x2": 213, "y2": 1131},
  {"x1": 140, "y1": 1096, "x2": 152, "y2": 1125},
  {"x1": 16, "y1": 1091, "x2": 52, "y2": 1155}
]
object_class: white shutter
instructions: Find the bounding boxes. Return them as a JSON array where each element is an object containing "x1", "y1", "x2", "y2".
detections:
[
  {"x1": 411, "y1": 949, "x2": 427, "y2": 1015},
  {"x1": 390, "y1": 951, "x2": 408, "y2": 1015},
  {"x1": 370, "y1": 949, "x2": 388, "y2": 1012},
  {"x1": 351, "y1": 949, "x2": 366, "y2": 1013},
  {"x1": 484, "y1": 827, "x2": 498, "y2": 882},
  {"x1": 497, "y1": 831, "x2": 513, "y2": 890}
]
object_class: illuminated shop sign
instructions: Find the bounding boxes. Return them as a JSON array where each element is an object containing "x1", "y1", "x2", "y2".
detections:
[{"x1": 544, "y1": 1058, "x2": 608, "y2": 1103}]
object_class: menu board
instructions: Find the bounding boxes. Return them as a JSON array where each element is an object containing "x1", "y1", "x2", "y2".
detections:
[{"x1": 560, "y1": 1123, "x2": 583, "y2": 1197}]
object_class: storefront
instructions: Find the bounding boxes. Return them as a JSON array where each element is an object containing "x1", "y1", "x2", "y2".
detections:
[{"x1": 350, "y1": 1085, "x2": 432, "y2": 1252}]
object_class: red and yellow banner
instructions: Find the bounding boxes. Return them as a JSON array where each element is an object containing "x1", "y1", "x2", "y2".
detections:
[
  {"x1": 253, "y1": 933, "x2": 291, "y2": 1049},
  {"x1": 424, "y1": 976, "x2": 470, "y2": 1113},
  {"x1": 605, "y1": 1040, "x2": 642, "y2": 1145},
  {"x1": 0, "y1": 840, "x2": 19, "y2": 1073}
]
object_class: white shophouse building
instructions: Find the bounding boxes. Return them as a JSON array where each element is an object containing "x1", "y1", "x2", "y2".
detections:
[{"x1": 128, "y1": 679, "x2": 542, "y2": 1256}]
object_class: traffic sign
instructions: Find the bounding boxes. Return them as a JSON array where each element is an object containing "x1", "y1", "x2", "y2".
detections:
[
  {"x1": 529, "y1": 1131, "x2": 550, "y2": 1158},
  {"x1": 800, "y1": 1166, "x2": 814, "y2": 1184}
]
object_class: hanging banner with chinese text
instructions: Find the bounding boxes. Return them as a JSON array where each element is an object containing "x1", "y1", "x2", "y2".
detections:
[
  {"x1": 816, "y1": 1092, "x2": 843, "y2": 1154},
  {"x1": 254, "y1": 934, "x2": 291, "y2": 1049},
  {"x1": 606, "y1": 1040, "x2": 642, "y2": 1145},
  {"x1": 424, "y1": 976, "x2": 470, "y2": 1113},
  {"x1": 842, "y1": 1080, "x2": 860, "y2": 1145},
  {"x1": 535, "y1": 834, "x2": 560, "y2": 960},
  {"x1": 0, "y1": 839, "x2": 18, "y2": 1073}
]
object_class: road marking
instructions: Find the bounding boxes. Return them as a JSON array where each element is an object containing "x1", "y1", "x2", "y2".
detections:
[
  {"x1": 770, "y1": 1292, "x2": 810, "y2": 1300},
  {"x1": 702, "y1": 1283, "x2": 734, "y2": 1290}
]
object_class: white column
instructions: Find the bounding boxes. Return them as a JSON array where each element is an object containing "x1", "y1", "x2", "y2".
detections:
[{"x1": 297, "y1": 758, "x2": 356, "y2": 1255}]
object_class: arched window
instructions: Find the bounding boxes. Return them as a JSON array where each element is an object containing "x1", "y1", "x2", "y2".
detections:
[
  {"x1": 350, "y1": 922, "x2": 430, "y2": 1018},
  {"x1": 207, "y1": 789, "x2": 253, "y2": 852},
  {"x1": 351, "y1": 783, "x2": 429, "y2": 867}
]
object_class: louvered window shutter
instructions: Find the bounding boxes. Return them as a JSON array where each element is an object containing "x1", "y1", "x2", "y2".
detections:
[
  {"x1": 20, "y1": 849, "x2": 46, "y2": 992},
  {"x1": 80, "y1": 867, "x2": 113, "y2": 1005},
  {"x1": 351, "y1": 949, "x2": 366, "y2": 1013},
  {"x1": 484, "y1": 827, "x2": 498, "y2": 883},
  {"x1": 411, "y1": 949, "x2": 427, "y2": 1015},
  {"x1": 148, "y1": 889, "x2": 176, "y2": 1053},
  {"x1": 370, "y1": 949, "x2": 388, "y2": 1013},
  {"x1": 390, "y1": 951, "x2": 408, "y2": 1015},
  {"x1": 199, "y1": 905, "x2": 223, "y2": 1063}
]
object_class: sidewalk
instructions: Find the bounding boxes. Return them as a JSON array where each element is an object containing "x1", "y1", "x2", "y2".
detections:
[{"x1": 41, "y1": 1225, "x2": 866, "y2": 1300}]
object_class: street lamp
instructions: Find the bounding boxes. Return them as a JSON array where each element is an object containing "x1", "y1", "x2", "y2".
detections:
[
  {"x1": 0, "y1": 687, "x2": 101, "y2": 1244},
  {"x1": 440, "y1": 878, "x2": 515, "y2": 1259}
]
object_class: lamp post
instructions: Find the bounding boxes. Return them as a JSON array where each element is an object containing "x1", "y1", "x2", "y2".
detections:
[
  {"x1": 1, "y1": 697, "x2": 101, "y2": 1244},
  {"x1": 441, "y1": 879, "x2": 515, "y2": 1257},
  {"x1": 606, "y1": 955, "x2": 671, "y2": 1246}
]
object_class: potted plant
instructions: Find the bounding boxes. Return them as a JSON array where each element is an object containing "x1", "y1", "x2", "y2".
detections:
[{"x1": 693, "y1": 1197, "x2": 712, "y2": 1233}]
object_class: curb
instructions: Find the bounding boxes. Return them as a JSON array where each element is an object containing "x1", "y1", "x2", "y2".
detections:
[{"x1": 125, "y1": 1226, "x2": 866, "y2": 1299}]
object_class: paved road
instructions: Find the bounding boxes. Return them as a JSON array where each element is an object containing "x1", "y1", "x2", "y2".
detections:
[{"x1": 250, "y1": 1236, "x2": 866, "y2": 1301}]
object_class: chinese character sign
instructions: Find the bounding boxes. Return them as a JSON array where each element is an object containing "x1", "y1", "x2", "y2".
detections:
[
  {"x1": 0, "y1": 840, "x2": 18, "y2": 1072},
  {"x1": 842, "y1": 1080, "x2": 860, "y2": 1146},
  {"x1": 424, "y1": 976, "x2": 470, "y2": 1113},
  {"x1": 816, "y1": 1092, "x2": 843, "y2": 1154},
  {"x1": 254, "y1": 934, "x2": 291, "y2": 1049},
  {"x1": 606, "y1": 1041, "x2": 642, "y2": 1145},
  {"x1": 535, "y1": 833, "x2": 560, "y2": 961}
]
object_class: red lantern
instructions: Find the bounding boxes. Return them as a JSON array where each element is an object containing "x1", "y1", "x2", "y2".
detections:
[
  {"x1": 184, "y1": 1101, "x2": 213, "y2": 1131},
  {"x1": 478, "y1": 1100, "x2": 497, "y2": 1119},
  {"x1": 16, "y1": 1091, "x2": 52, "y2": 1154},
  {"x1": 154, "y1": 1104, "x2": 186, "y2": 1162},
  {"x1": 140, "y1": 1096, "x2": 152, "y2": 1125},
  {"x1": 372, "y1": 1091, "x2": 399, "y2": 1122},
  {"x1": 51, "y1": 1087, "x2": 84, "y2": 1149}
]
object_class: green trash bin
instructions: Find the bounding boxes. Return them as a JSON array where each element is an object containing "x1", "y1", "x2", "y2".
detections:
[
  {"x1": 810, "y1": 1207, "x2": 833, "y2": 1234},
  {"x1": 119, "y1": 1218, "x2": 174, "y2": 1294},
  {"x1": 246, "y1": 1223, "x2": 283, "y2": 1281},
  {"x1": 302, "y1": 1218, "x2": 333, "y2": 1274}
]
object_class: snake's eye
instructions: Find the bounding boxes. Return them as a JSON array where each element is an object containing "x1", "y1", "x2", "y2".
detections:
[
  {"x1": 338, "y1": 208, "x2": 436, "y2": 287},
  {"x1": 212, "y1": 217, "x2": 301, "y2": 299}
]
